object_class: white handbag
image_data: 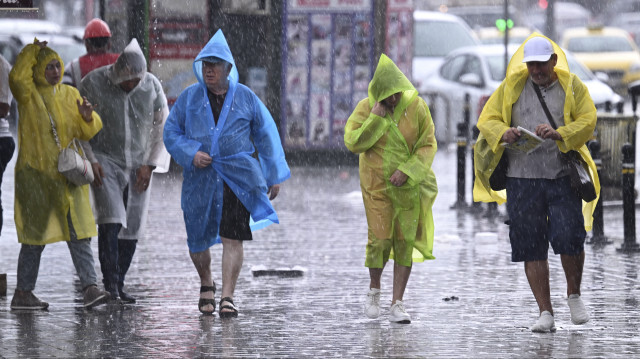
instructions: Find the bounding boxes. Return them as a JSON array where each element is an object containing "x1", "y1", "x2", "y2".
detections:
[
  {"x1": 57, "y1": 138, "x2": 94, "y2": 186},
  {"x1": 44, "y1": 99, "x2": 94, "y2": 186}
]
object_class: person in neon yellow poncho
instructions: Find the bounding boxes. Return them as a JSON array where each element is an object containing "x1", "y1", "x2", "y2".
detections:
[
  {"x1": 344, "y1": 54, "x2": 438, "y2": 324},
  {"x1": 473, "y1": 35, "x2": 598, "y2": 333}
]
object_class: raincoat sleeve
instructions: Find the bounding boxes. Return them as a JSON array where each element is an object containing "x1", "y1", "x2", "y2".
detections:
[
  {"x1": 555, "y1": 75, "x2": 597, "y2": 153},
  {"x1": 344, "y1": 99, "x2": 391, "y2": 153},
  {"x1": 145, "y1": 77, "x2": 171, "y2": 172},
  {"x1": 476, "y1": 82, "x2": 511, "y2": 151},
  {"x1": 8, "y1": 43, "x2": 39, "y2": 104},
  {"x1": 397, "y1": 98, "x2": 437, "y2": 186},
  {"x1": 67, "y1": 86, "x2": 102, "y2": 141},
  {"x1": 163, "y1": 89, "x2": 203, "y2": 170},
  {"x1": 250, "y1": 96, "x2": 290, "y2": 186}
]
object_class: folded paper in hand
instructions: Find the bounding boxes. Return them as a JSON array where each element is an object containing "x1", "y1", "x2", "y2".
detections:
[{"x1": 501, "y1": 126, "x2": 544, "y2": 154}]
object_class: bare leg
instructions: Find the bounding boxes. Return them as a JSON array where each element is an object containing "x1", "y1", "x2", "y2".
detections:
[
  {"x1": 561, "y1": 250, "x2": 585, "y2": 297},
  {"x1": 369, "y1": 264, "x2": 385, "y2": 290},
  {"x1": 392, "y1": 262, "x2": 412, "y2": 304},
  {"x1": 524, "y1": 260, "x2": 553, "y2": 315},
  {"x1": 189, "y1": 249, "x2": 214, "y2": 312},
  {"x1": 220, "y1": 237, "x2": 243, "y2": 312}
]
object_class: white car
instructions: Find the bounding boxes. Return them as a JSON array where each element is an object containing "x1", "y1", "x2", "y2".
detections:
[
  {"x1": 412, "y1": 11, "x2": 478, "y2": 91},
  {"x1": 422, "y1": 44, "x2": 623, "y2": 145}
]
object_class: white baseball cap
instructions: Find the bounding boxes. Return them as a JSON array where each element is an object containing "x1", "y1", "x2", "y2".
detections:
[{"x1": 522, "y1": 37, "x2": 554, "y2": 63}]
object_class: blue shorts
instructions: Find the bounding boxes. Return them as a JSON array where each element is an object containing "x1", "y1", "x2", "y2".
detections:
[{"x1": 506, "y1": 176, "x2": 586, "y2": 262}]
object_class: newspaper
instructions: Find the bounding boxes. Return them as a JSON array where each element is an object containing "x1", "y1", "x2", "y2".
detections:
[{"x1": 501, "y1": 126, "x2": 544, "y2": 154}]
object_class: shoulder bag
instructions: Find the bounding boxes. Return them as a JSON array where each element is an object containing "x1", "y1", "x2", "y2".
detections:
[{"x1": 532, "y1": 83, "x2": 596, "y2": 202}]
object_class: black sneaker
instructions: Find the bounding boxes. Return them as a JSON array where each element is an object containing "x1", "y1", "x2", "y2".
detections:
[{"x1": 10, "y1": 290, "x2": 49, "y2": 310}]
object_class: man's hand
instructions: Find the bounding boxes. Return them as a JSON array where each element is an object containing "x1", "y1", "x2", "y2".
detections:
[
  {"x1": 501, "y1": 127, "x2": 522, "y2": 144},
  {"x1": 535, "y1": 123, "x2": 562, "y2": 141},
  {"x1": 77, "y1": 96, "x2": 96, "y2": 123},
  {"x1": 371, "y1": 102, "x2": 387, "y2": 117},
  {"x1": 91, "y1": 162, "x2": 105, "y2": 187},
  {"x1": 134, "y1": 165, "x2": 153, "y2": 192},
  {"x1": 268, "y1": 184, "x2": 280, "y2": 200},
  {"x1": 389, "y1": 170, "x2": 408, "y2": 187},
  {"x1": 193, "y1": 151, "x2": 212, "y2": 168}
]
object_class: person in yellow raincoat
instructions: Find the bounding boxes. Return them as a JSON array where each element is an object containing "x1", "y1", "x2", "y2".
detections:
[
  {"x1": 344, "y1": 54, "x2": 437, "y2": 324},
  {"x1": 8, "y1": 39, "x2": 109, "y2": 310},
  {"x1": 473, "y1": 35, "x2": 599, "y2": 332}
]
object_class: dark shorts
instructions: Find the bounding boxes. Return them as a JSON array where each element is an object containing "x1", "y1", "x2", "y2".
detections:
[
  {"x1": 506, "y1": 176, "x2": 586, "y2": 262},
  {"x1": 219, "y1": 182, "x2": 252, "y2": 241}
]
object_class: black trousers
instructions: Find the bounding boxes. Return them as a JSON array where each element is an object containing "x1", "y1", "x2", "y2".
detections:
[{"x1": 0, "y1": 136, "x2": 15, "y2": 236}]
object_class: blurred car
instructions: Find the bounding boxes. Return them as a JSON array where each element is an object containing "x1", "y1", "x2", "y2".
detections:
[
  {"x1": 412, "y1": 10, "x2": 478, "y2": 90},
  {"x1": 616, "y1": 13, "x2": 640, "y2": 46},
  {"x1": 446, "y1": 4, "x2": 523, "y2": 31},
  {"x1": 422, "y1": 44, "x2": 623, "y2": 144},
  {"x1": 0, "y1": 19, "x2": 85, "y2": 66},
  {"x1": 0, "y1": 34, "x2": 21, "y2": 64},
  {"x1": 561, "y1": 26, "x2": 640, "y2": 94},
  {"x1": 524, "y1": 1, "x2": 592, "y2": 40},
  {"x1": 475, "y1": 26, "x2": 533, "y2": 45}
]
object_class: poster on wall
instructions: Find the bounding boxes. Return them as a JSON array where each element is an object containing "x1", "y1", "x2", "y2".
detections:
[{"x1": 283, "y1": 2, "x2": 374, "y2": 149}]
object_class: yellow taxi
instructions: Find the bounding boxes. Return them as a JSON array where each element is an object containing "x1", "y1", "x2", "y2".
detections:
[{"x1": 561, "y1": 26, "x2": 640, "y2": 94}]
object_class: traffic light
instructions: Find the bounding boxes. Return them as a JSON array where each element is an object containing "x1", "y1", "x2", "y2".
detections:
[
  {"x1": 538, "y1": 0, "x2": 548, "y2": 9},
  {"x1": 495, "y1": 18, "x2": 514, "y2": 32}
]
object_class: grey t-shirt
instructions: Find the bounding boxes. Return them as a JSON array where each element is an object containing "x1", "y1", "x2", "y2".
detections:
[{"x1": 507, "y1": 77, "x2": 568, "y2": 179}]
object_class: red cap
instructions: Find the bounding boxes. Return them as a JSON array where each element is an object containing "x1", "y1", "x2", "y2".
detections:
[{"x1": 84, "y1": 18, "x2": 111, "y2": 39}]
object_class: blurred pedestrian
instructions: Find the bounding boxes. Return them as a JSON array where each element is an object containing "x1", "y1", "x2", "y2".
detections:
[
  {"x1": 63, "y1": 18, "x2": 119, "y2": 87},
  {"x1": 344, "y1": 54, "x2": 438, "y2": 324},
  {"x1": 9, "y1": 39, "x2": 109, "y2": 310},
  {"x1": 0, "y1": 54, "x2": 15, "y2": 236},
  {"x1": 163, "y1": 30, "x2": 290, "y2": 317},
  {"x1": 473, "y1": 34, "x2": 599, "y2": 332},
  {"x1": 79, "y1": 39, "x2": 170, "y2": 303}
]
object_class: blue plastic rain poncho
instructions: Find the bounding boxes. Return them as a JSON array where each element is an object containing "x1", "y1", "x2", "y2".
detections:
[{"x1": 163, "y1": 30, "x2": 290, "y2": 252}]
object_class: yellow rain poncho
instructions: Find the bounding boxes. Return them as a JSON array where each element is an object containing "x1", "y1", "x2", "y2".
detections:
[
  {"x1": 344, "y1": 54, "x2": 438, "y2": 267},
  {"x1": 473, "y1": 33, "x2": 600, "y2": 230},
  {"x1": 9, "y1": 42, "x2": 102, "y2": 245}
]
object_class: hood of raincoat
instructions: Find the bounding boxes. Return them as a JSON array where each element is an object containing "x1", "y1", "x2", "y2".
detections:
[
  {"x1": 33, "y1": 41, "x2": 64, "y2": 88},
  {"x1": 368, "y1": 54, "x2": 416, "y2": 108},
  {"x1": 193, "y1": 29, "x2": 239, "y2": 89},
  {"x1": 506, "y1": 33, "x2": 570, "y2": 88},
  {"x1": 109, "y1": 38, "x2": 147, "y2": 84}
]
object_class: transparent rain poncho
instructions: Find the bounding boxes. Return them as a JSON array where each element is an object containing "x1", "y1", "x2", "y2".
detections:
[
  {"x1": 163, "y1": 30, "x2": 290, "y2": 252},
  {"x1": 79, "y1": 38, "x2": 170, "y2": 172},
  {"x1": 344, "y1": 54, "x2": 438, "y2": 266}
]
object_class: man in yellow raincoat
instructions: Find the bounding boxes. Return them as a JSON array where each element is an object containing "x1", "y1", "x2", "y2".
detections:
[
  {"x1": 344, "y1": 54, "x2": 437, "y2": 324},
  {"x1": 473, "y1": 35, "x2": 600, "y2": 332},
  {"x1": 8, "y1": 40, "x2": 108, "y2": 310}
]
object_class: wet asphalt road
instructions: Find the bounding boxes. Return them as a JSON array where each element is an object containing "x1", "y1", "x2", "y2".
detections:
[{"x1": 0, "y1": 147, "x2": 639, "y2": 358}]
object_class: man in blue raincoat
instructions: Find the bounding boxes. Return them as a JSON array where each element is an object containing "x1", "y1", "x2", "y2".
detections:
[{"x1": 164, "y1": 30, "x2": 290, "y2": 317}]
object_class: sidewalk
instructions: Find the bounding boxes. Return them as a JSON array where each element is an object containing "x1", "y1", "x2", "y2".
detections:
[{"x1": 0, "y1": 149, "x2": 639, "y2": 358}]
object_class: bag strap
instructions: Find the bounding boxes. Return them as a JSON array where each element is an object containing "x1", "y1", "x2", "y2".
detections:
[
  {"x1": 532, "y1": 82, "x2": 559, "y2": 130},
  {"x1": 40, "y1": 95, "x2": 63, "y2": 151}
]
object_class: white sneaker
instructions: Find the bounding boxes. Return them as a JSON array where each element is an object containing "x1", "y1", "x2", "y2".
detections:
[
  {"x1": 568, "y1": 294, "x2": 590, "y2": 325},
  {"x1": 364, "y1": 288, "x2": 381, "y2": 319},
  {"x1": 531, "y1": 311, "x2": 556, "y2": 333},
  {"x1": 389, "y1": 300, "x2": 411, "y2": 324}
]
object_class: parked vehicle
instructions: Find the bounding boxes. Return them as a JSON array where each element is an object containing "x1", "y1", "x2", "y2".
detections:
[
  {"x1": 561, "y1": 26, "x2": 640, "y2": 95},
  {"x1": 475, "y1": 27, "x2": 533, "y2": 45},
  {"x1": 0, "y1": 19, "x2": 85, "y2": 66},
  {"x1": 412, "y1": 11, "x2": 478, "y2": 90},
  {"x1": 422, "y1": 44, "x2": 623, "y2": 144}
]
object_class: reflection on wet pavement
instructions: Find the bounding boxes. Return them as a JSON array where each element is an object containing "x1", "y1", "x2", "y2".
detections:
[{"x1": 0, "y1": 149, "x2": 639, "y2": 358}]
